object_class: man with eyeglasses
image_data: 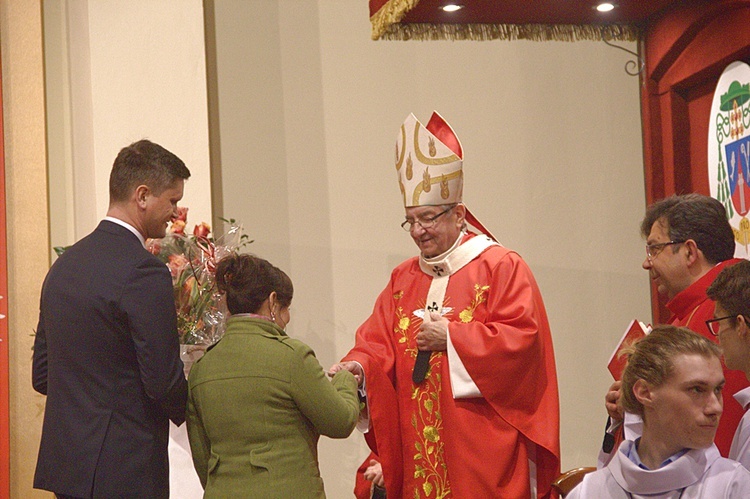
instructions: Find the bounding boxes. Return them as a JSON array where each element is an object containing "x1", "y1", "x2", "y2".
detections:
[
  {"x1": 601, "y1": 194, "x2": 747, "y2": 466},
  {"x1": 330, "y1": 112, "x2": 560, "y2": 498},
  {"x1": 707, "y1": 259, "x2": 750, "y2": 469}
]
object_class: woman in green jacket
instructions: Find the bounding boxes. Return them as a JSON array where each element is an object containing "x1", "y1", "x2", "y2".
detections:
[{"x1": 186, "y1": 253, "x2": 359, "y2": 498}]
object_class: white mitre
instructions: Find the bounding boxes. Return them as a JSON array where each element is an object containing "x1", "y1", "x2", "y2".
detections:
[
  {"x1": 396, "y1": 112, "x2": 464, "y2": 207},
  {"x1": 395, "y1": 111, "x2": 496, "y2": 241}
]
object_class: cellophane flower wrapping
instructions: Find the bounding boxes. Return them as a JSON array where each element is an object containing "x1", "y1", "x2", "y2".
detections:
[{"x1": 147, "y1": 214, "x2": 246, "y2": 346}]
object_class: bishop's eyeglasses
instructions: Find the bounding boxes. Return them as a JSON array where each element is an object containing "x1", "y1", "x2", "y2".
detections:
[{"x1": 401, "y1": 205, "x2": 455, "y2": 232}]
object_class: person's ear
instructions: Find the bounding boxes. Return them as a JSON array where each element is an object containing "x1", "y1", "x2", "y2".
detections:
[
  {"x1": 455, "y1": 203, "x2": 466, "y2": 223},
  {"x1": 737, "y1": 315, "x2": 749, "y2": 340},
  {"x1": 683, "y1": 239, "x2": 699, "y2": 264},
  {"x1": 134, "y1": 185, "x2": 150, "y2": 208},
  {"x1": 633, "y1": 379, "x2": 654, "y2": 408}
]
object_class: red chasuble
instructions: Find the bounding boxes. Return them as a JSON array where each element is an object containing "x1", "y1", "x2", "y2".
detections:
[
  {"x1": 345, "y1": 233, "x2": 560, "y2": 498},
  {"x1": 666, "y1": 257, "x2": 749, "y2": 457}
]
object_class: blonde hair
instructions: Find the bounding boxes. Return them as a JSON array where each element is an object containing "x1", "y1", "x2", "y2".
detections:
[{"x1": 620, "y1": 325, "x2": 721, "y2": 417}]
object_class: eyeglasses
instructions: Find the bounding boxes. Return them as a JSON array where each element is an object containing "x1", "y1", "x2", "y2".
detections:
[
  {"x1": 645, "y1": 240, "x2": 685, "y2": 259},
  {"x1": 705, "y1": 315, "x2": 736, "y2": 336},
  {"x1": 401, "y1": 205, "x2": 455, "y2": 232}
]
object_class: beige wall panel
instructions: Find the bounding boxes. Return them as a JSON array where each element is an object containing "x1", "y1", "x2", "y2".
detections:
[{"x1": 1, "y1": 0, "x2": 52, "y2": 496}]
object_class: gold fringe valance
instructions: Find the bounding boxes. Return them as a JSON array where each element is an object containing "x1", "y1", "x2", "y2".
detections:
[
  {"x1": 375, "y1": 22, "x2": 640, "y2": 42},
  {"x1": 370, "y1": 0, "x2": 422, "y2": 41}
]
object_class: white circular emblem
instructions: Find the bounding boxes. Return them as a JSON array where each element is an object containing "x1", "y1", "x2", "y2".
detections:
[{"x1": 708, "y1": 61, "x2": 750, "y2": 258}]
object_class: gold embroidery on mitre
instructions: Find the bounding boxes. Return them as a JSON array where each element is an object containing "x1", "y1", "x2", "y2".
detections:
[
  {"x1": 422, "y1": 168, "x2": 432, "y2": 193},
  {"x1": 396, "y1": 125, "x2": 406, "y2": 171},
  {"x1": 428, "y1": 136, "x2": 437, "y2": 157},
  {"x1": 406, "y1": 154, "x2": 413, "y2": 180},
  {"x1": 412, "y1": 169, "x2": 462, "y2": 206},
  {"x1": 459, "y1": 284, "x2": 490, "y2": 323},
  {"x1": 413, "y1": 122, "x2": 460, "y2": 166},
  {"x1": 440, "y1": 175, "x2": 449, "y2": 199}
]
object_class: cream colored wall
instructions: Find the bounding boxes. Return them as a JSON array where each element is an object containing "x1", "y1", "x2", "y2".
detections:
[
  {"x1": 44, "y1": 0, "x2": 213, "y2": 246},
  {"x1": 1, "y1": 0, "x2": 50, "y2": 497},
  {"x1": 212, "y1": 1, "x2": 651, "y2": 497}
]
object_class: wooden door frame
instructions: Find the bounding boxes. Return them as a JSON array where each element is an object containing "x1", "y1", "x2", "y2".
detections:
[
  {"x1": 640, "y1": 0, "x2": 750, "y2": 323},
  {"x1": 0, "y1": 56, "x2": 10, "y2": 498}
]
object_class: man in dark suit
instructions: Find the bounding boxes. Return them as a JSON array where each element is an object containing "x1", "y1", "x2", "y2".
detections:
[{"x1": 32, "y1": 139, "x2": 190, "y2": 498}]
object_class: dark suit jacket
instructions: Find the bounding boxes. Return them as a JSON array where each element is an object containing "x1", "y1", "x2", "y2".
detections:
[{"x1": 32, "y1": 220, "x2": 188, "y2": 498}]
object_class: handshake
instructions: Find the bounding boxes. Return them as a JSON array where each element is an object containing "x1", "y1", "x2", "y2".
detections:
[{"x1": 328, "y1": 361, "x2": 364, "y2": 386}]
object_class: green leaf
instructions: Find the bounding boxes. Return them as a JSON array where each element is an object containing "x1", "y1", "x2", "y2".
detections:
[{"x1": 53, "y1": 246, "x2": 70, "y2": 257}]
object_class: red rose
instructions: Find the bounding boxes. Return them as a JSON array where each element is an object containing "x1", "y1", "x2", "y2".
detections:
[
  {"x1": 167, "y1": 254, "x2": 189, "y2": 278},
  {"x1": 170, "y1": 220, "x2": 186, "y2": 235},
  {"x1": 193, "y1": 222, "x2": 211, "y2": 238},
  {"x1": 172, "y1": 206, "x2": 188, "y2": 223}
]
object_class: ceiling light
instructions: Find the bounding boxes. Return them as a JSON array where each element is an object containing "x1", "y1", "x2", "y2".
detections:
[
  {"x1": 441, "y1": 4, "x2": 463, "y2": 12},
  {"x1": 596, "y1": 3, "x2": 615, "y2": 12}
]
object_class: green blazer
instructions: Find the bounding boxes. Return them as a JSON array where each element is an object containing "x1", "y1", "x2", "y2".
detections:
[{"x1": 186, "y1": 316, "x2": 359, "y2": 498}]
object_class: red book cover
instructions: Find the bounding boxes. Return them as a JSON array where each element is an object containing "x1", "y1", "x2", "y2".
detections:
[{"x1": 608, "y1": 320, "x2": 651, "y2": 380}]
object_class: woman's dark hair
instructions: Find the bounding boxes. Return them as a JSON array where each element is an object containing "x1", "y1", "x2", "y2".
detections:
[{"x1": 215, "y1": 254, "x2": 293, "y2": 315}]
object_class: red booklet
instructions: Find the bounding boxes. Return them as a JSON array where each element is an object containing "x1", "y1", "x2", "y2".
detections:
[{"x1": 608, "y1": 320, "x2": 651, "y2": 380}]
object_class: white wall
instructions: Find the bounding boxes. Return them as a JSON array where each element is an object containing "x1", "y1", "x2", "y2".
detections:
[
  {"x1": 45, "y1": 0, "x2": 213, "y2": 249},
  {"x1": 212, "y1": 1, "x2": 651, "y2": 496}
]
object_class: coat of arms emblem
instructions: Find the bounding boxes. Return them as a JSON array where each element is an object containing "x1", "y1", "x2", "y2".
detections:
[{"x1": 709, "y1": 61, "x2": 750, "y2": 257}]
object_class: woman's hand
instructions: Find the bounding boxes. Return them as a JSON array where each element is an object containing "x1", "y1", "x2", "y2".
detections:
[{"x1": 328, "y1": 361, "x2": 364, "y2": 386}]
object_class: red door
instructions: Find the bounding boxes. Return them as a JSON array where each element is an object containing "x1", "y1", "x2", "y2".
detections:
[
  {"x1": 0, "y1": 56, "x2": 10, "y2": 498},
  {"x1": 641, "y1": 0, "x2": 750, "y2": 322}
]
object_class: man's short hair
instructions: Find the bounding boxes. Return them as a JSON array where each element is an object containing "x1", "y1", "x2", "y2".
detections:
[
  {"x1": 109, "y1": 140, "x2": 191, "y2": 203},
  {"x1": 707, "y1": 259, "x2": 750, "y2": 327},
  {"x1": 620, "y1": 325, "x2": 721, "y2": 418},
  {"x1": 640, "y1": 194, "x2": 735, "y2": 264}
]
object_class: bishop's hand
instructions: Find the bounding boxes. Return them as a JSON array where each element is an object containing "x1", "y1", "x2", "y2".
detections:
[{"x1": 416, "y1": 311, "x2": 448, "y2": 351}]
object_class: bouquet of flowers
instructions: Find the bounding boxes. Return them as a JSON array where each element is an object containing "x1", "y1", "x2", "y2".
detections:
[{"x1": 147, "y1": 207, "x2": 251, "y2": 346}]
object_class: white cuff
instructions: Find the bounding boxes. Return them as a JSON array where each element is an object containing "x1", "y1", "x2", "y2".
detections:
[{"x1": 446, "y1": 325, "x2": 481, "y2": 398}]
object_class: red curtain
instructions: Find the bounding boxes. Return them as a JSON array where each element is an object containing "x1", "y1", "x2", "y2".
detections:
[{"x1": 0, "y1": 54, "x2": 11, "y2": 498}]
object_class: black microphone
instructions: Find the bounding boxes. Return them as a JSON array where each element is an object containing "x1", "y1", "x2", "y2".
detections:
[
  {"x1": 412, "y1": 350, "x2": 432, "y2": 384},
  {"x1": 602, "y1": 417, "x2": 615, "y2": 453}
]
